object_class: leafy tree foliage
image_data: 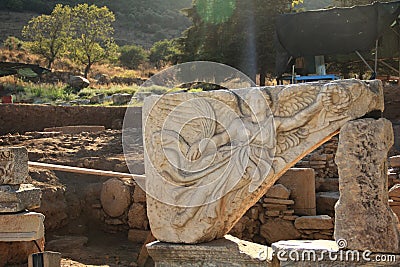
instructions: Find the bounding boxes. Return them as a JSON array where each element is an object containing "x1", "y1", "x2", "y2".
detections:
[
  {"x1": 181, "y1": 0, "x2": 299, "y2": 84},
  {"x1": 149, "y1": 39, "x2": 182, "y2": 68},
  {"x1": 22, "y1": 4, "x2": 71, "y2": 68},
  {"x1": 69, "y1": 4, "x2": 118, "y2": 78},
  {"x1": 119, "y1": 44, "x2": 148, "y2": 69},
  {"x1": 3, "y1": 36, "x2": 24, "y2": 50}
]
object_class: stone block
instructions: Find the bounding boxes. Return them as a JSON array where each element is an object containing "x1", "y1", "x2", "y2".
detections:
[
  {"x1": 265, "y1": 184, "x2": 290, "y2": 199},
  {"x1": 0, "y1": 146, "x2": 28, "y2": 185},
  {"x1": 278, "y1": 168, "x2": 316, "y2": 216},
  {"x1": 0, "y1": 184, "x2": 41, "y2": 212},
  {"x1": 0, "y1": 211, "x2": 44, "y2": 241},
  {"x1": 112, "y1": 93, "x2": 132, "y2": 105},
  {"x1": 263, "y1": 198, "x2": 294, "y2": 205},
  {"x1": 147, "y1": 235, "x2": 274, "y2": 266},
  {"x1": 260, "y1": 218, "x2": 301, "y2": 244},
  {"x1": 334, "y1": 118, "x2": 400, "y2": 253},
  {"x1": 28, "y1": 251, "x2": 61, "y2": 267},
  {"x1": 294, "y1": 215, "x2": 333, "y2": 230}
]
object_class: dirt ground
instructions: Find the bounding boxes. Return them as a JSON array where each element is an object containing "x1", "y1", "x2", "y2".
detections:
[{"x1": 0, "y1": 83, "x2": 399, "y2": 266}]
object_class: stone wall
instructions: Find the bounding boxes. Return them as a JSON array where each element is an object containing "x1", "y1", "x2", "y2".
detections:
[{"x1": 0, "y1": 104, "x2": 141, "y2": 135}]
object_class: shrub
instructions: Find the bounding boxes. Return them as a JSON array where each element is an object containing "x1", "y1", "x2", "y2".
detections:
[{"x1": 119, "y1": 44, "x2": 148, "y2": 69}]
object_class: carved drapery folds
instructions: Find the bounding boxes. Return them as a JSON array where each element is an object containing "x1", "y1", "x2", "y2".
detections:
[{"x1": 142, "y1": 79, "x2": 383, "y2": 243}]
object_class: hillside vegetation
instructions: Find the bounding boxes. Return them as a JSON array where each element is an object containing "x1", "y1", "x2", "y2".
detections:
[{"x1": 0, "y1": 0, "x2": 192, "y2": 47}]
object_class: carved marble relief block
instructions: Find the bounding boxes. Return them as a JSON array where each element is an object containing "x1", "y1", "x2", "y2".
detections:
[{"x1": 143, "y1": 79, "x2": 383, "y2": 243}]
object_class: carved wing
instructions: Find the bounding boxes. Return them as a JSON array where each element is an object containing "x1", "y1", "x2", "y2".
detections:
[
  {"x1": 274, "y1": 84, "x2": 321, "y2": 155},
  {"x1": 274, "y1": 83, "x2": 320, "y2": 117}
]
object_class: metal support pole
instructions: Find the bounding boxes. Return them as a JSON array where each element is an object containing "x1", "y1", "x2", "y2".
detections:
[{"x1": 374, "y1": 39, "x2": 379, "y2": 76}]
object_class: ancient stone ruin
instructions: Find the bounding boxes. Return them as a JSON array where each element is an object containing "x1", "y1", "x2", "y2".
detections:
[
  {"x1": 0, "y1": 147, "x2": 45, "y2": 264},
  {"x1": 139, "y1": 78, "x2": 400, "y2": 266},
  {"x1": 143, "y1": 79, "x2": 383, "y2": 244}
]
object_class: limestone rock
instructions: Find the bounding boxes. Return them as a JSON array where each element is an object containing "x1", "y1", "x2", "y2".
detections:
[
  {"x1": 294, "y1": 215, "x2": 333, "y2": 230},
  {"x1": 260, "y1": 218, "x2": 301, "y2": 244},
  {"x1": 112, "y1": 93, "x2": 132, "y2": 105},
  {"x1": 263, "y1": 198, "x2": 294, "y2": 205},
  {"x1": 90, "y1": 93, "x2": 105, "y2": 104},
  {"x1": 0, "y1": 184, "x2": 41, "y2": 212},
  {"x1": 101, "y1": 178, "x2": 131, "y2": 218},
  {"x1": 142, "y1": 79, "x2": 384, "y2": 243},
  {"x1": 0, "y1": 146, "x2": 29, "y2": 185},
  {"x1": 265, "y1": 184, "x2": 290, "y2": 199},
  {"x1": 334, "y1": 118, "x2": 400, "y2": 253},
  {"x1": 147, "y1": 235, "x2": 272, "y2": 267},
  {"x1": 128, "y1": 203, "x2": 148, "y2": 230},
  {"x1": 0, "y1": 211, "x2": 44, "y2": 241},
  {"x1": 133, "y1": 185, "x2": 147, "y2": 203},
  {"x1": 68, "y1": 75, "x2": 89, "y2": 89},
  {"x1": 278, "y1": 168, "x2": 316, "y2": 216}
]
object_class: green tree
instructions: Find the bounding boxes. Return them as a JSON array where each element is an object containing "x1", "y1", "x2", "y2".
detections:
[
  {"x1": 119, "y1": 44, "x2": 148, "y2": 69},
  {"x1": 181, "y1": 0, "x2": 299, "y2": 84},
  {"x1": 3, "y1": 36, "x2": 24, "y2": 50},
  {"x1": 22, "y1": 4, "x2": 71, "y2": 69},
  {"x1": 149, "y1": 39, "x2": 182, "y2": 68},
  {"x1": 69, "y1": 4, "x2": 118, "y2": 78}
]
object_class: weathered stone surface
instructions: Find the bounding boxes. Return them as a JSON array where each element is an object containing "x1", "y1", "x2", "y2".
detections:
[
  {"x1": 316, "y1": 191, "x2": 339, "y2": 217},
  {"x1": 147, "y1": 235, "x2": 274, "y2": 267},
  {"x1": 28, "y1": 251, "x2": 61, "y2": 267},
  {"x1": 294, "y1": 215, "x2": 334, "y2": 230},
  {"x1": 68, "y1": 75, "x2": 89, "y2": 89},
  {"x1": 265, "y1": 184, "x2": 290, "y2": 199},
  {"x1": 133, "y1": 185, "x2": 147, "y2": 203},
  {"x1": 128, "y1": 229, "x2": 150, "y2": 244},
  {"x1": 263, "y1": 198, "x2": 294, "y2": 205},
  {"x1": 143, "y1": 79, "x2": 383, "y2": 243},
  {"x1": 260, "y1": 218, "x2": 301, "y2": 244},
  {"x1": 128, "y1": 203, "x2": 148, "y2": 230},
  {"x1": 0, "y1": 146, "x2": 28, "y2": 185},
  {"x1": 0, "y1": 184, "x2": 41, "y2": 212},
  {"x1": 0, "y1": 211, "x2": 44, "y2": 241},
  {"x1": 0, "y1": 237, "x2": 44, "y2": 265},
  {"x1": 100, "y1": 178, "x2": 131, "y2": 218},
  {"x1": 334, "y1": 118, "x2": 400, "y2": 253},
  {"x1": 389, "y1": 155, "x2": 400, "y2": 168},
  {"x1": 112, "y1": 93, "x2": 132, "y2": 105},
  {"x1": 278, "y1": 168, "x2": 316, "y2": 216}
]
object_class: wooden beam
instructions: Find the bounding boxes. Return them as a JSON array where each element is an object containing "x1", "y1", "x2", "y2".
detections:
[{"x1": 28, "y1": 161, "x2": 145, "y2": 181}]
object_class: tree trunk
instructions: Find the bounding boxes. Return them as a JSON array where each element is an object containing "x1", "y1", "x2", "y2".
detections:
[
  {"x1": 84, "y1": 62, "x2": 92, "y2": 78},
  {"x1": 47, "y1": 58, "x2": 54, "y2": 69}
]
